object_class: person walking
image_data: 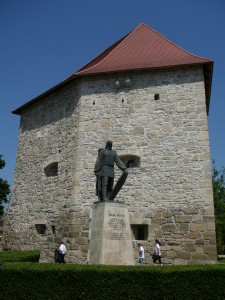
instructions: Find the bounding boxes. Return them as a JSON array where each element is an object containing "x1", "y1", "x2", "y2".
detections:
[
  {"x1": 58, "y1": 241, "x2": 68, "y2": 263},
  {"x1": 138, "y1": 243, "x2": 145, "y2": 266},
  {"x1": 153, "y1": 239, "x2": 162, "y2": 266}
]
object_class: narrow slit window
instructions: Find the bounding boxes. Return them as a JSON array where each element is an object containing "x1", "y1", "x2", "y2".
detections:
[
  {"x1": 154, "y1": 93, "x2": 160, "y2": 100},
  {"x1": 52, "y1": 226, "x2": 56, "y2": 234}
]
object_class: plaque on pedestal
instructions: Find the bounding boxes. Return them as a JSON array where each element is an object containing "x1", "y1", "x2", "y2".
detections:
[{"x1": 88, "y1": 201, "x2": 134, "y2": 265}]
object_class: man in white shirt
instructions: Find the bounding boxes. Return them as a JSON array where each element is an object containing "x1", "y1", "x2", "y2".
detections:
[
  {"x1": 59, "y1": 242, "x2": 67, "y2": 263},
  {"x1": 153, "y1": 239, "x2": 162, "y2": 266},
  {"x1": 138, "y1": 243, "x2": 145, "y2": 266}
]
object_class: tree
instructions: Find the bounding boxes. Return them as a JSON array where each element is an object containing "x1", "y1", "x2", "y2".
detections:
[
  {"x1": 0, "y1": 155, "x2": 10, "y2": 216},
  {"x1": 212, "y1": 161, "x2": 225, "y2": 254}
]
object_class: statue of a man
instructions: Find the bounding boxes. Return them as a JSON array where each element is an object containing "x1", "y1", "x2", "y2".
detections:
[{"x1": 94, "y1": 141, "x2": 127, "y2": 201}]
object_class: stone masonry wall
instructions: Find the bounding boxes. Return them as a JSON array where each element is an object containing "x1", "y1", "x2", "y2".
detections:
[{"x1": 3, "y1": 65, "x2": 217, "y2": 264}]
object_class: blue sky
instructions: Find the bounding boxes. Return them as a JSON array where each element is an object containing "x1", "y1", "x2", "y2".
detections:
[{"x1": 1, "y1": 0, "x2": 225, "y2": 190}]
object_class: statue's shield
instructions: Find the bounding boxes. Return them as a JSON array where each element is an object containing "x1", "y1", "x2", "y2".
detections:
[{"x1": 108, "y1": 171, "x2": 128, "y2": 200}]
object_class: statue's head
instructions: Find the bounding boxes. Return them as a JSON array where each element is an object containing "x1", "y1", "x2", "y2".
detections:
[{"x1": 105, "y1": 140, "x2": 113, "y2": 149}]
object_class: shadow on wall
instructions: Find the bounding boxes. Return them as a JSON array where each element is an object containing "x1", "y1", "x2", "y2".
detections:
[{"x1": 19, "y1": 80, "x2": 81, "y2": 133}]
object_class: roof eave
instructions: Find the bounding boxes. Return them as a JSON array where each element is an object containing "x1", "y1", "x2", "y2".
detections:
[
  {"x1": 12, "y1": 76, "x2": 76, "y2": 115},
  {"x1": 12, "y1": 62, "x2": 213, "y2": 115}
]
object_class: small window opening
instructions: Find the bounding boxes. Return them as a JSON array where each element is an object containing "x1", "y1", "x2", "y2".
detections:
[
  {"x1": 131, "y1": 225, "x2": 148, "y2": 240},
  {"x1": 154, "y1": 94, "x2": 160, "y2": 100},
  {"x1": 119, "y1": 155, "x2": 140, "y2": 168},
  {"x1": 44, "y1": 162, "x2": 58, "y2": 177},
  {"x1": 35, "y1": 224, "x2": 46, "y2": 234},
  {"x1": 93, "y1": 100, "x2": 95, "y2": 105},
  {"x1": 127, "y1": 160, "x2": 136, "y2": 168}
]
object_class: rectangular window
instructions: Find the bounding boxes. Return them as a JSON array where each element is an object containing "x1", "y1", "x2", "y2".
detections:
[
  {"x1": 35, "y1": 224, "x2": 46, "y2": 234},
  {"x1": 130, "y1": 224, "x2": 148, "y2": 240}
]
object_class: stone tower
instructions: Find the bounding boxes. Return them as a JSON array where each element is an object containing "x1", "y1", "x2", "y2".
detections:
[{"x1": 3, "y1": 23, "x2": 217, "y2": 264}]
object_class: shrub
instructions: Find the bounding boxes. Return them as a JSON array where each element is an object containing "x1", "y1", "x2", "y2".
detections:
[
  {"x1": 0, "y1": 263, "x2": 225, "y2": 299},
  {"x1": 0, "y1": 250, "x2": 40, "y2": 262}
]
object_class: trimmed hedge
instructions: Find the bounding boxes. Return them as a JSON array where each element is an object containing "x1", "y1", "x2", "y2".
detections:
[
  {"x1": 0, "y1": 250, "x2": 40, "y2": 262},
  {"x1": 1, "y1": 263, "x2": 225, "y2": 299}
]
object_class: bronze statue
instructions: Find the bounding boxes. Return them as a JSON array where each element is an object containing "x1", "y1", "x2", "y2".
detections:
[{"x1": 94, "y1": 141, "x2": 128, "y2": 201}]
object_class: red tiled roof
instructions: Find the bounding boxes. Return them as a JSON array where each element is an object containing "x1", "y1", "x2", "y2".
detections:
[
  {"x1": 71, "y1": 23, "x2": 212, "y2": 76},
  {"x1": 12, "y1": 23, "x2": 213, "y2": 115}
]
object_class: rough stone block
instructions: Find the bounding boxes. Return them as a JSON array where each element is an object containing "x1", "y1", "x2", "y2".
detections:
[
  {"x1": 204, "y1": 245, "x2": 217, "y2": 254},
  {"x1": 54, "y1": 237, "x2": 63, "y2": 244},
  {"x1": 207, "y1": 253, "x2": 218, "y2": 261},
  {"x1": 173, "y1": 259, "x2": 189, "y2": 265},
  {"x1": 195, "y1": 246, "x2": 204, "y2": 254},
  {"x1": 203, "y1": 231, "x2": 216, "y2": 240},
  {"x1": 207, "y1": 222, "x2": 215, "y2": 231},
  {"x1": 68, "y1": 232, "x2": 80, "y2": 238},
  {"x1": 189, "y1": 259, "x2": 207, "y2": 265},
  {"x1": 189, "y1": 223, "x2": 207, "y2": 231},
  {"x1": 187, "y1": 231, "x2": 199, "y2": 239},
  {"x1": 191, "y1": 253, "x2": 207, "y2": 260},
  {"x1": 205, "y1": 206, "x2": 215, "y2": 215},
  {"x1": 162, "y1": 224, "x2": 177, "y2": 233},
  {"x1": 175, "y1": 215, "x2": 192, "y2": 223},
  {"x1": 165, "y1": 250, "x2": 176, "y2": 258},
  {"x1": 75, "y1": 237, "x2": 88, "y2": 245},
  {"x1": 177, "y1": 251, "x2": 191, "y2": 259},
  {"x1": 81, "y1": 231, "x2": 89, "y2": 238},
  {"x1": 178, "y1": 223, "x2": 189, "y2": 232},
  {"x1": 152, "y1": 219, "x2": 167, "y2": 225},
  {"x1": 185, "y1": 242, "x2": 195, "y2": 252},
  {"x1": 195, "y1": 238, "x2": 205, "y2": 245},
  {"x1": 161, "y1": 245, "x2": 171, "y2": 251}
]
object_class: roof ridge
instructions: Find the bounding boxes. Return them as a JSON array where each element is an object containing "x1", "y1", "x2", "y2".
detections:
[
  {"x1": 75, "y1": 24, "x2": 143, "y2": 75},
  {"x1": 146, "y1": 24, "x2": 212, "y2": 62},
  {"x1": 74, "y1": 36, "x2": 125, "y2": 73}
]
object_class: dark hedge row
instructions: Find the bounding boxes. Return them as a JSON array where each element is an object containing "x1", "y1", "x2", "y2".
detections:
[
  {"x1": 1, "y1": 263, "x2": 225, "y2": 299},
  {"x1": 0, "y1": 250, "x2": 40, "y2": 262}
]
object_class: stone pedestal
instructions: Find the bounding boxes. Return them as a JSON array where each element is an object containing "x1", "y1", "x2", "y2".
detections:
[{"x1": 88, "y1": 201, "x2": 134, "y2": 265}]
